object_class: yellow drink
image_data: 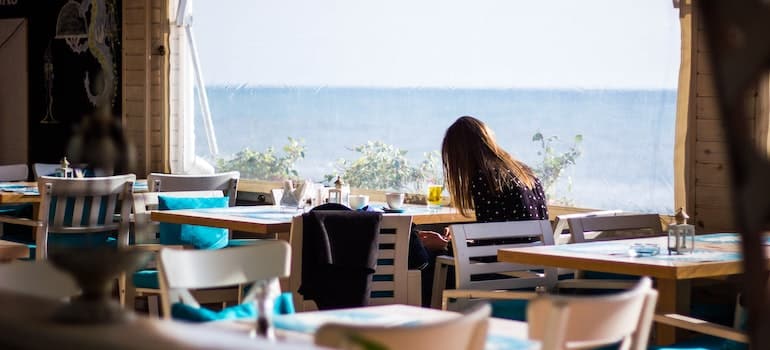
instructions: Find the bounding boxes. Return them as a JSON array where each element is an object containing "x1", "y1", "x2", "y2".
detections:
[{"x1": 427, "y1": 184, "x2": 443, "y2": 208}]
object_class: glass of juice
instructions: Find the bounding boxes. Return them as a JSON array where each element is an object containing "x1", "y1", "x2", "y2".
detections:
[{"x1": 426, "y1": 184, "x2": 443, "y2": 211}]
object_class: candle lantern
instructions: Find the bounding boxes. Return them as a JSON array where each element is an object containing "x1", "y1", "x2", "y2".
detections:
[
  {"x1": 59, "y1": 157, "x2": 73, "y2": 178},
  {"x1": 328, "y1": 176, "x2": 349, "y2": 205},
  {"x1": 668, "y1": 208, "x2": 695, "y2": 255}
]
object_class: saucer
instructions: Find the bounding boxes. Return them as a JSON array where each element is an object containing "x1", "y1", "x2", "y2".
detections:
[{"x1": 382, "y1": 207, "x2": 406, "y2": 213}]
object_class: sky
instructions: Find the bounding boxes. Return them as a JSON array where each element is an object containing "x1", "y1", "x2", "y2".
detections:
[{"x1": 192, "y1": 0, "x2": 681, "y2": 89}]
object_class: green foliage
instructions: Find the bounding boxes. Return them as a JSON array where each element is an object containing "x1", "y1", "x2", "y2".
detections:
[
  {"x1": 325, "y1": 141, "x2": 441, "y2": 192},
  {"x1": 532, "y1": 132, "x2": 583, "y2": 205},
  {"x1": 215, "y1": 137, "x2": 305, "y2": 181}
]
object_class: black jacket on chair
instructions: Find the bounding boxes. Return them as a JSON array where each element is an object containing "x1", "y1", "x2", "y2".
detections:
[{"x1": 298, "y1": 210, "x2": 382, "y2": 310}]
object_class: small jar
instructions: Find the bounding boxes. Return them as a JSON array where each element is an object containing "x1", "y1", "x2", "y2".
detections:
[{"x1": 668, "y1": 208, "x2": 695, "y2": 255}]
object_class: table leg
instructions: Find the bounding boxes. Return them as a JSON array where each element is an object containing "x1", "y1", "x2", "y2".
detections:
[{"x1": 655, "y1": 279, "x2": 691, "y2": 345}]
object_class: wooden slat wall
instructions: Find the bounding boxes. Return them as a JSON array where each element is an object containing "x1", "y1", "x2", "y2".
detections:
[
  {"x1": 122, "y1": 0, "x2": 168, "y2": 177},
  {"x1": 690, "y1": 2, "x2": 765, "y2": 232}
]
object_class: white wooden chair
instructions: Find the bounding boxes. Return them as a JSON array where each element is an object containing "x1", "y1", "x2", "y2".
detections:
[
  {"x1": 147, "y1": 171, "x2": 240, "y2": 207},
  {"x1": 0, "y1": 175, "x2": 135, "y2": 304},
  {"x1": 567, "y1": 213, "x2": 663, "y2": 243},
  {"x1": 0, "y1": 260, "x2": 79, "y2": 300},
  {"x1": 157, "y1": 240, "x2": 291, "y2": 320},
  {"x1": 315, "y1": 303, "x2": 490, "y2": 350},
  {"x1": 32, "y1": 163, "x2": 60, "y2": 179},
  {"x1": 551, "y1": 209, "x2": 624, "y2": 245},
  {"x1": 289, "y1": 214, "x2": 422, "y2": 311},
  {"x1": 528, "y1": 276, "x2": 658, "y2": 350},
  {"x1": 564, "y1": 213, "x2": 663, "y2": 287},
  {"x1": 0, "y1": 164, "x2": 28, "y2": 181},
  {"x1": 437, "y1": 220, "x2": 557, "y2": 311},
  {"x1": 128, "y1": 190, "x2": 227, "y2": 315}
]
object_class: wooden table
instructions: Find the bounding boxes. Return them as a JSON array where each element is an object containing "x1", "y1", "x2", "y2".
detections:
[
  {"x1": 0, "y1": 180, "x2": 149, "y2": 205},
  {"x1": 0, "y1": 289, "x2": 320, "y2": 350},
  {"x1": 218, "y1": 304, "x2": 534, "y2": 349},
  {"x1": 498, "y1": 233, "x2": 750, "y2": 345},
  {"x1": 151, "y1": 204, "x2": 474, "y2": 236},
  {"x1": 0, "y1": 240, "x2": 29, "y2": 262}
]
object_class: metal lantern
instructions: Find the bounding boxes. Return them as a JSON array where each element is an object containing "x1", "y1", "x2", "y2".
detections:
[
  {"x1": 59, "y1": 157, "x2": 73, "y2": 178},
  {"x1": 328, "y1": 176, "x2": 349, "y2": 205},
  {"x1": 668, "y1": 208, "x2": 695, "y2": 255}
]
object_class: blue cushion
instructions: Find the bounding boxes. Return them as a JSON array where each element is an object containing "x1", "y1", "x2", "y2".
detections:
[
  {"x1": 132, "y1": 269, "x2": 160, "y2": 289},
  {"x1": 649, "y1": 335, "x2": 741, "y2": 350},
  {"x1": 171, "y1": 292, "x2": 295, "y2": 322},
  {"x1": 490, "y1": 299, "x2": 529, "y2": 321},
  {"x1": 158, "y1": 196, "x2": 229, "y2": 249},
  {"x1": 226, "y1": 239, "x2": 261, "y2": 247}
]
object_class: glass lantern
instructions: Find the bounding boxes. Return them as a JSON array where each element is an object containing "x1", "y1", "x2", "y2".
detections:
[
  {"x1": 668, "y1": 208, "x2": 695, "y2": 254},
  {"x1": 328, "y1": 176, "x2": 349, "y2": 205}
]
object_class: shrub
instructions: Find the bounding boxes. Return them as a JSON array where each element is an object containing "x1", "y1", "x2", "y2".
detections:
[
  {"x1": 215, "y1": 137, "x2": 305, "y2": 181},
  {"x1": 532, "y1": 132, "x2": 583, "y2": 205}
]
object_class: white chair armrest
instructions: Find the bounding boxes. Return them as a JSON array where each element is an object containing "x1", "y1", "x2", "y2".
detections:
[
  {"x1": 431, "y1": 254, "x2": 456, "y2": 309},
  {"x1": 0, "y1": 215, "x2": 41, "y2": 227},
  {"x1": 442, "y1": 288, "x2": 538, "y2": 310}
]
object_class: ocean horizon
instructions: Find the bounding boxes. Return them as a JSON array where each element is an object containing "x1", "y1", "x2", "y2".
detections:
[{"x1": 196, "y1": 86, "x2": 677, "y2": 214}]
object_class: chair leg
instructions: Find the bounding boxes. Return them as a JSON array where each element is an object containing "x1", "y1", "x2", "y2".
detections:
[
  {"x1": 118, "y1": 272, "x2": 127, "y2": 307},
  {"x1": 431, "y1": 262, "x2": 449, "y2": 309},
  {"x1": 148, "y1": 295, "x2": 160, "y2": 317}
]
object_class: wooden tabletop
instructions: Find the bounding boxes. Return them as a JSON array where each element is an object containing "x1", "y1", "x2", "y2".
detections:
[
  {"x1": 0, "y1": 240, "x2": 30, "y2": 262},
  {"x1": 498, "y1": 234, "x2": 749, "y2": 280},
  {"x1": 0, "y1": 289, "x2": 320, "y2": 350},
  {"x1": 151, "y1": 204, "x2": 475, "y2": 235},
  {"x1": 0, "y1": 180, "x2": 148, "y2": 205},
  {"x1": 218, "y1": 304, "x2": 532, "y2": 349}
]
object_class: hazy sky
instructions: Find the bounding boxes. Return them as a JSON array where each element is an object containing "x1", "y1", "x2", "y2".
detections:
[{"x1": 193, "y1": 0, "x2": 680, "y2": 89}]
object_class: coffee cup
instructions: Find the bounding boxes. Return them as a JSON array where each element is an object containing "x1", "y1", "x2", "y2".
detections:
[
  {"x1": 385, "y1": 192, "x2": 405, "y2": 209},
  {"x1": 348, "y1": 194, "x2": 369, "y2": 210}
]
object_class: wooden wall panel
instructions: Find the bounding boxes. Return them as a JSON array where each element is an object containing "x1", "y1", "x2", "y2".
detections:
[{"x1": 122, "y1": 0, "x2": 167, "y2": 176}]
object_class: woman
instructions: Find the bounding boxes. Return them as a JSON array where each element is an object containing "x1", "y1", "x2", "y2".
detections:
[
  {"x1": 418, "y1": 115, "x2": 549, "y2": 249},
  {"x1": 412, "y1": 116, "x2": 549, "y2": 305}
]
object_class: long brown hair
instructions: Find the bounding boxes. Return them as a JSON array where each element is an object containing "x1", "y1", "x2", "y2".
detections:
[{"x1": 441, "y1": 116, "x2": 537, "y2": 216}]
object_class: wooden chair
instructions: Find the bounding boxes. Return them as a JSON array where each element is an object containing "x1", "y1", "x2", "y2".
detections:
[
  {"x1": 0, "y1": 175, "x2": 135, "y2": 304},
  {"x1": 157, "y1": 240, "x2": 291, "y2": 320},
  {"x1": 128, "y1": 190, "x2": 227, "y2": 315},
  {"x1": 564, "y1": 213, "x2": 663, "y2": 287},
  {"x1": 437, "y1": 220, "x2": 557, "y2": 311},
  {"x1": 0, "y1": 164, "x2": 28, "y2": 181},
  {"x1": 528, "y1": 276, "x2": 658, "y2": 350},
  {"x1": 146, "y1": 171, "x2": 240, "y2": 207},
  {"x1": 32, "y1": 163, "x2": 60, "y2": 179},
  {"x1": 289, "y1": 214, "x2": 422, "y2": 311},
  {"x1": 315, "y1": 303, "x2": 490, "y2": 350},
  {"x1": 0, "y1": 260, "x2": 79, "y2": 300},
  {"x1": 551, "y1": 209, "x2": 624, "y2": 245},
  {"x1": 567, "y1": 213, "x2": 663, "y2": 243}
]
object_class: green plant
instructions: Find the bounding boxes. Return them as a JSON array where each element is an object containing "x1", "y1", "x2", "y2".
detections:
[
  {"x1": 215, "y1": 137, "x2": 305, "y2": 181},
  {"x1": 325, "y1": 141, "x2": 441, "y2": 193},
  {"x1": 532, "y1": 132, "x2": 583, "y2": 205}
]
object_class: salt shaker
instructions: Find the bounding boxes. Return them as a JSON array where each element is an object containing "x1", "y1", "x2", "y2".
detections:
[{"x1": 254, "y1": 281, "x2": 275, "y2": 340}]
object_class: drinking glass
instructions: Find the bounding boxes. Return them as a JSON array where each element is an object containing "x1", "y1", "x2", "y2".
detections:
[{"x1": 426, "y1": 184, "x2": 443, "y2": 211}]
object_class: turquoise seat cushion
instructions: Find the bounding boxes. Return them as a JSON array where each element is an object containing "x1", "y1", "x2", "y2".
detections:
[
  {"x1": 490, "y1": 299, "x2": 529, "y2": 321},
  {"x1": 226, "y1": 238, "x2": 260, "y2": 247},
  {"x1": 171, "y1": 292, "x2": 295, "y2": 322},
  {"x1": 133, "y1": 269, "x2": 160, "y2": 289},
  {"x1": 158, "y1": 196, "x2": 229, "y2": 249}
]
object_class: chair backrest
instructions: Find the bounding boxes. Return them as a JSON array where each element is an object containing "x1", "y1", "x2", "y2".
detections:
[
  {"x1": 32, "y1": 163, "x2": 60, "y2": 179},
  {"x1": 35, "y1": 174, "x2": 135, "y2": 259},
  {"x1": 527, "y1": 276, "x2": 658, "y2": 350},
  {"x1": 315, "y1": 303, "x2": 491, "y2": 350},
  {"x1": 132, "y1": 190, "x2": 224, "y2": 244},
  {"x1": 450, "y1": 220, "x2": 556, "y2": 291},
  {"x1": 158, "y1": 240, "x2": 291, "y2": 317},
  {"x1": 289, "y1": 214, "x2": 413, "y2": 310},
  {"x1": 146, "y1": 172, "x2": 239, "y2": 206},
  {"x1": 567, "y1": 214, "x2": 663, "y2": 243},
  {"x1": 0, "y1": 260, "x2": 79, "y2": 300},
  {"x1": 0, "y1": 163, "x2": 28, "y2": 181},
  {"x1": 552, "y1": 210, "x2": 624, "y2": 244}
]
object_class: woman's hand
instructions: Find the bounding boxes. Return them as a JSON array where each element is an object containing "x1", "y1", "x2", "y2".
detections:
[{"x1": 417, "y1": 230, "x2": 450, "y2": 252}]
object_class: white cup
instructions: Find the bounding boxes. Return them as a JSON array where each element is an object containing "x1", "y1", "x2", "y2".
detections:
[
  {"x1": 385, "y1": 192, "x2": 405, "y2": 209},
  {"x1": 348, "y1": 194, "x2": 369, "y2": 210}
]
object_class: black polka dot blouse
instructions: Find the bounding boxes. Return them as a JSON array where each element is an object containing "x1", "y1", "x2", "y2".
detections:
[{"x1": 470, "y1": 169, "x2": 549, "y2": 223}]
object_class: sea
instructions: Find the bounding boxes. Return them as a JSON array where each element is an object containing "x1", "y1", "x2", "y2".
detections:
[{"x1": 195, "y1": 86, "x2": 677, "y2": 214}]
